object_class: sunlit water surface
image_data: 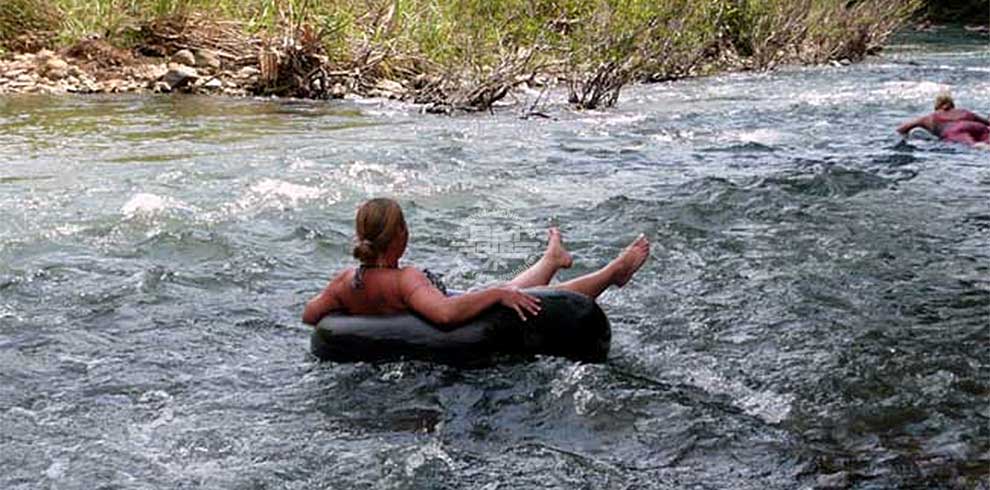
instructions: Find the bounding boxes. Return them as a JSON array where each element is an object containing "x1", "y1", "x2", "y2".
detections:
[{"x1": 1, "y1": 30, "x2": 988, "y2": 489}]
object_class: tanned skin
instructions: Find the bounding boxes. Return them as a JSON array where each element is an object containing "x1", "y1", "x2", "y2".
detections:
[
  {"x1": 303, "y1": 228, "x2": 650, "y2": 327},
  {"x1": 898, "y1": 101, "x2": 990, "y2": 145}
]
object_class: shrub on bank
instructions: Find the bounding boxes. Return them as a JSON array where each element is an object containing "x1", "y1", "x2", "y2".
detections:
[
  {"x1": 921, "y1": 0, "x2": 988, "y2": 22},
  {"x1": 0, "y1": 0, "x2": 61, "y2": 52},
  {"x1": 1, "y1": 0, "x2": 923, "y2": 110}
]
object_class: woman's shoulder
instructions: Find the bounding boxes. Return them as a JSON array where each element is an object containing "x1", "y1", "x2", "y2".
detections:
[
  {"x1": 324, "y1": 267, "x2": 356, "y2": 293},
  {"x1": 942, "y1": 109, "x2": 977, "y2": 120},
  {"x1": 398, "y1": 266, "x2": 424, "y2": 279},
  {"x1": 396, "y1": 266, "x2": 433, "y2": 289},
  {"x1": 333, "y1": 267, "x2": 357, "y2": 281}
]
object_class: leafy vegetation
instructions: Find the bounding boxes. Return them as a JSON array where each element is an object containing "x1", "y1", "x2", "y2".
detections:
[
  {"x1": 2, "y1": 0, "x2": 924, "y2": 110},
  {"x1": 921, "y1": 0, "x2": 988, "y2": 22}
]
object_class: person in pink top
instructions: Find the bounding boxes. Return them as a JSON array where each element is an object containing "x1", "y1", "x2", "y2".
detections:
[
  {"x1": 302, "y1": 198, "x2": 651, "y2": 327},
  {"x1": 897, "y1": 92, "x2": 989, "y2": 146}
]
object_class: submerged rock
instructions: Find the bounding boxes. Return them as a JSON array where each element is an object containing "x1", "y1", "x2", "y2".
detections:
[{"x1": 816, "y1": 471, "x2": 849, "y2": 489}]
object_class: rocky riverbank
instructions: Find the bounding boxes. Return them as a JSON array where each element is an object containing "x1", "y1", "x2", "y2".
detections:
[
  {"x1": 0, "y1": 1, "x2": 950, "y2": 110},
  {"x1": 0, "y1": 43, "x2": 260, "y2": 97},
  {"x1": 3, "y1": 21, "x2": 985, "y2": 106}
]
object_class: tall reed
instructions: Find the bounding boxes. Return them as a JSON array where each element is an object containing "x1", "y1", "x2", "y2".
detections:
[{"x1": 2, "y1": 0, "x2": 923, "y2": 108}]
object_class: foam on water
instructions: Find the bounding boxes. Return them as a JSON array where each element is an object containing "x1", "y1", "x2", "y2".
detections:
[
  {"x1": 0, "y1": 303, "x2": 22, "y2": 321},
  {"x1": 876, "y1": 80, "x2": 952, "y2": 99},
  {"x1": 577, "y1": 112, "x2": 651, "y2": 127},
  {"x1": 121, "y1": 193, "x2": 194, "y2": 218},
  {"x1": 216, "y1": 178, "x2": 339, "y2": 220},
  {"x1": 686, "y1": 366, "x2": 795, "y2": 425},
  {"x1": 728, "y1": 128, "x2": 789, "y2": 145},
  {"x1": 249, "y1": 178, "x2": 323, "y2": 203}
]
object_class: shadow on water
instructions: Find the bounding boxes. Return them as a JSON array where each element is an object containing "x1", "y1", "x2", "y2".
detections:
[{"x1": 760, "y1": 165, "x2": 897, "y2": 198}]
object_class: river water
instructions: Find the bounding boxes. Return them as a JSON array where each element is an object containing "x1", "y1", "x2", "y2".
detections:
[{"x1": 1, "y1": 29, "x2": 988, "y2": 489}]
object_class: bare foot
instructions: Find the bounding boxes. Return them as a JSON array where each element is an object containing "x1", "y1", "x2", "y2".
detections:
[
  {"x1": 545, "y1": 227, "x2": 573, "y2": 269},
  {"x1": 611, "y1": 234, "x2": 650, "y2": 287}
]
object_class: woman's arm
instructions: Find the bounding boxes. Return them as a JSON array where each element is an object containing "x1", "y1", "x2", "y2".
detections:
[
  {"x1": 966, "y1": 111, "x2": 990, "y2": 126},
  {"x1": 897, "y1": 115, "x2": 930, "y2": 136},
  {"x1": 302, "y1": 272, "x2": 346, "y2": 326},
  {"x1": 401, "y1": 269, "x2": 540, "y2": 326}
]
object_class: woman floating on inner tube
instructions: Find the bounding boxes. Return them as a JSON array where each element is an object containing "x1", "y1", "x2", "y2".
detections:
[
  {"x1": 302, "y1": 198, "x2": 650, "y2": 327},
  {"x1": 897, "y1": 92, "x2": 990, "y2": 146}
]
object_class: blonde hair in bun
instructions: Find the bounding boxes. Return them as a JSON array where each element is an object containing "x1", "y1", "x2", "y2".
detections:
[
  {"x1": 353, "y1": 238, "x2": 377, "y2": 263},
  {"x1": 352, "y1": 198, "x2": 406, "y2": 264}
]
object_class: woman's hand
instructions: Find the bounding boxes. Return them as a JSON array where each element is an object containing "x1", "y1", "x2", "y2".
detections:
[{"x1": 497, "y1": 286, "x2": 541, "y2": 321}]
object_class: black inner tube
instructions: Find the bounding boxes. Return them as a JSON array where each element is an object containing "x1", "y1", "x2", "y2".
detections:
[{"x1": 310, "y1": 288, "x2": 611, "y2": 365}]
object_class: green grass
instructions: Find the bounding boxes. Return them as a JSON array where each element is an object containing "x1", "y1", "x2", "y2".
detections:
[{"x1": 2, "y1": 0, "x2": 923, "y2": 108}]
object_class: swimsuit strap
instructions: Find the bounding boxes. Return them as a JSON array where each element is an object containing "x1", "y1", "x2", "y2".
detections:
[
  {"x1": 422, "y1": 269, "x2": 448, "y2": 295},
  {"x1": 352, "y1": 263, "x2": 397, "y2": 289},
  {"x1": 351, "y1": 264, "x2": 448, "y2": 295}
]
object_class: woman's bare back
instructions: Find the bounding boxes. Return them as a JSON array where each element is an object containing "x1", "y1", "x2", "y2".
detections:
[{"x1": 330, "y1": 267, "x2": 435, "y2": 315}]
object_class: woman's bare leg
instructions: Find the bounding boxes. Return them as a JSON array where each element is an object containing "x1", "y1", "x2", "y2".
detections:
[
  {"x1": 507, "y1": 228, "x2": 573, "y2": 288},
  {"x1": 554, "y1": 235, "x2": 650, "y2": 299}
]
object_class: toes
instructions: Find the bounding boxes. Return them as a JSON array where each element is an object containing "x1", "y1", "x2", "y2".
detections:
[{"x1": 635, "y1": 237, "x2": 650, "y2": 253}]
